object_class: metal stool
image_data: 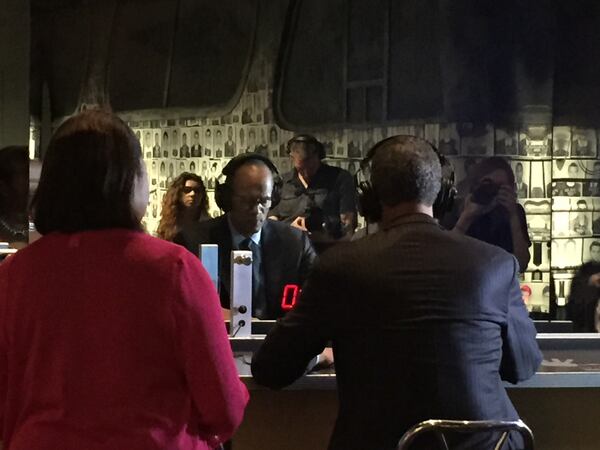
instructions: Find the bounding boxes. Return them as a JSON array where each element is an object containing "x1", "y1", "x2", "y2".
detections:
[{"x1": 396, "y1": 419, "x2": 534, "y2": 450}]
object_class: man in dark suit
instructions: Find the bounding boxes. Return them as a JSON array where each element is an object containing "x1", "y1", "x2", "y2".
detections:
[
  {"x1": 252, "y1": 135, "x2": 542, "y2": 450},
  {"x1": 175, "y1": 155, "x2": 316, "y2": 319}
]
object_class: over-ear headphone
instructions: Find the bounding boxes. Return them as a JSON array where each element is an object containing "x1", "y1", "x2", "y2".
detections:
[
  {"x1": 355, "y1": 135, "x2": 457, "y2": 222},
  {"x1": 286, "y1": 134, "x2": 326, "y2": 160},
  {"x1": 215, "y1": 153, "x2": 283, "y2": 212}
]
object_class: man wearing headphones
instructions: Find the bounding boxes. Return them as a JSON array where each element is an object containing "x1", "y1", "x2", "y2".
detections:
[
  {"x1": 268, "y1": 134, "x2": 357, "y2": 248},
  {"x1": 174, "y1": 154, "x2": 316, "y2": 320},
  {"x1": 252, "y1": 135, "x2": 541, "y2": 450}
]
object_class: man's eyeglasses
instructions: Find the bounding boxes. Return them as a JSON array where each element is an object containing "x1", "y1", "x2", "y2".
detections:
[
  {"x1": 233, "y1": 194, "x2": 272, "y2": 208},
  {"x1": 182, "y1": 186, "x2": 202, "y2": 194}
]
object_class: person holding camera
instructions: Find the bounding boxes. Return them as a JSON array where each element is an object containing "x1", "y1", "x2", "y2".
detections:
[
  {"x1": 446, "y1": 157, "x2": 531, "y2": 272},
  {"x1": 268, "y1": 135, "x2": 357, "y2": 249}
]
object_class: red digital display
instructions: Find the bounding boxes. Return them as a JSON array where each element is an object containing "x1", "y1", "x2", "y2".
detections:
[{"x1": 281, "y1": 284, "x2": 301, "y2": 310}]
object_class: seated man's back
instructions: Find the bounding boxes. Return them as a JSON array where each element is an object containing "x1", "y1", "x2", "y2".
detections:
[
  {"x1": 332, "y1": 218, "x2": 538, "y2": 449},
  {"x1": 252, "y1": 135, "x2": 541, "y2": 450}
]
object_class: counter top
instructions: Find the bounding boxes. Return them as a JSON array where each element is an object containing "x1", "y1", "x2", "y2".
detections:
[{"x1": 232, "y1": 333, "x2": 600, "y2": 390}]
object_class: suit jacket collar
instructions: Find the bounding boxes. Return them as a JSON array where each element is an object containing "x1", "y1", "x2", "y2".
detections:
[{"x1": 380, "y1": 213, "x2": 439, "y2": 231}]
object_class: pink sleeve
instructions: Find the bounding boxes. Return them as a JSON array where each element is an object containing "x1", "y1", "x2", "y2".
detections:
[
  {"x1": 170, "y1": 251, "x2": 249, "y2": 445},
  {"x1": 0, "y1": 259, "x2": 12, "y2": 438}
]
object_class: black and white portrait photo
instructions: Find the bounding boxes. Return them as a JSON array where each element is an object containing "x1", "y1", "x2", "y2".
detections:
[
  {"x1": 214, "y1": 128, "x2": 224, "y2": 158},
  {"x1": 553, "y1": 127, "x2": 571, "y2": 158},
  {"x1": 495, "y1": 128, "x2": 519, "y2": 156},
  {"x1": 152, "y1": 132, "x2": 161, "y2": 158},
  {"x1": 255, "y1": 127, "x2": 268, "y2": 157},
  {"x1": 190, "y1": 129, "x2": 202, "y2": 157},
  {"x1": 571, "y1": 128, "x2": 596, "y2": 157},
  {"x1": 204, "y1": 128, "x2": 212, "y2": 157},
  {"x1": 347, "y1": 130, "x2": 362, "y2": 158},
  {"x1": 171, "y1": 129, "x2": 179, "y2": 158},
  {"x1": 180, "y1": 132, "x2": 191, "y2": 158},
  {"x1": 513, "y1": 161, "x2": 529, "y2": 198},
  {"x1": 238, "y1": 126, "x2": 249, "y2": 154},
  {"x1": 570, "y1": 211, "x2": 592, "y2": 236},
  {"x1": 224, "y1": 126, "x2": 236, "y2": 157},
  {"x1": 161, "y1": 131, "x2": 169, "y2": 158}
]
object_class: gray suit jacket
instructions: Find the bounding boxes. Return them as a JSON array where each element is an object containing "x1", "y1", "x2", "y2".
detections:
[
  {"x1": 252, "y1": 214, "x2": 542, "y2": 450},
  {"x1": 175, "y1": 216, "x2": 316, "y2": 319}
]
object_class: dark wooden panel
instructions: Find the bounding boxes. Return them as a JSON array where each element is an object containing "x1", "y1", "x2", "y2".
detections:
[
  {"x1": 109, "y1": 0, "x2": 178, "y2": 111},
  {"x1": 553, "y1": 0, "x2": 600, "y2": 127},
  {"x1": 347, "y1": 0, "x2": 386, "y2": 82},
  {"x1": 32, "y1": 0, "x2": 258, "y2": 116},
  {"x1": 388, "y1": 0, "x2": 443, "y2": 120},
  {"x1": 167, "y1": 0, "x2": 257, "y2": 108},
  {"x1": 276, "y1": 0, "x2": 346, "y2": 128},
  {"x1": 31, "y1": 0, "x2": 89, "y2": 118}
]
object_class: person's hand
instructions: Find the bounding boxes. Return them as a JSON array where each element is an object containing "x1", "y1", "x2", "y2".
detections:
[
  {"x1": 496, "y1": 185, "x2": 518, "y2": 216},
  {"x1": 221, "y1": 307, "x2": 230, "y2": 321},
  {"x1": 290, "y1": 216, "x2": 308, "y2": 231},
  {"x1": 317, "y1": 347, "x2": 334, "y2": 368},
  {"x1": 588, "y1": 273, "x2": 600, "y2": 288},
  {"x1": 461, "y1": 194, "x2": 496, "y2": 220}
]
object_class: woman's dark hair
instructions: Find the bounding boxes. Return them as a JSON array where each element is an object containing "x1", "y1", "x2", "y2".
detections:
[
  {"x1": 156, "y1": 172, "x2": 209, "y2": 241},
  {"x1": 32, "y1": 109, "x2": 144, "y2": 234},
  {"x1": 471, "y1": 156, "x2": 515, "y2": 187}
]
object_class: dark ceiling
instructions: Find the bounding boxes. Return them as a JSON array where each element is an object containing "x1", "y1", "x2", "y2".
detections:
[
  {"x1": 30, "y1": 0, "x2": 258, "y2": 118},
  {"x1": 30, "y1": 0, "x2": 600, "y2": 127}
]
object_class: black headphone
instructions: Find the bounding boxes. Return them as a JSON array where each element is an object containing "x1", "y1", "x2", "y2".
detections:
[
  {"x1": 286, "y1": 134, "x2": 326, "y2": 160},
  {"x1": 215, "y1": 153, "x2": 283, "y2": 212},
  {"x1": 355, "y1": 135, "x2": 457, "y2": 222}
]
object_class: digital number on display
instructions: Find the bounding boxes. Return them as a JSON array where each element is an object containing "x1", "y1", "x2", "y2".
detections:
[{"x1": 281, "y1": 284, "x2": 301, "y2": 310}]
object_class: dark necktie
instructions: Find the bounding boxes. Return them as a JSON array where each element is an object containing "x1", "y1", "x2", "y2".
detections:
[{"x1": 239, "y1": 238, "x2": 267, "y2": 318}]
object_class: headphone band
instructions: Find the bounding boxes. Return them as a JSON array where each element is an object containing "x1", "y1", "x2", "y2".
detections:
[
  {"x1": 355, "y1": 135, "x2": 456, "y2": 222},
  {"x1": 215, "y1": 153, "x2": 282, "y2": 212}
]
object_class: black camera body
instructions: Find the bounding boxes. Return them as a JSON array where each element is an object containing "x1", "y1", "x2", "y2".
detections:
[
  {"x1": 304, "y1": 205, "x2": 343, "y2": 239},
  {"x1": 471, "y1": 181, "x2": 500, "y2": 205}
]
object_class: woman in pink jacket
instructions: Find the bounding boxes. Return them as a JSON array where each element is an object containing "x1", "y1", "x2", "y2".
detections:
[{"x1": 0, "y1": 109, "x2": 248, "y2": 449}]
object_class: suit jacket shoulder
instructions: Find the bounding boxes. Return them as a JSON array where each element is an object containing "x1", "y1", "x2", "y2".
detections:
[
  {"x1": 175, "y1": 216, "x2": 230, "y2": 255},
  {"x1": 261, "y1": 219, "x2": 317, "y2": 297}
]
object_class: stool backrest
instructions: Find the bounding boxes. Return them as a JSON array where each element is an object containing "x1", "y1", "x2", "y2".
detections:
[{"x1": 396, "y1": 419, "x2": 534, "y2": 450}]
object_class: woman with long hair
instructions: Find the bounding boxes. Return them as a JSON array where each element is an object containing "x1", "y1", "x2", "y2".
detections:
[
  {"x1": 157, "y1": 173, "x2": 210, "y2": 241},
  {"x1": 0, "y1": 110, "x2": 248, "y2": 450}
]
